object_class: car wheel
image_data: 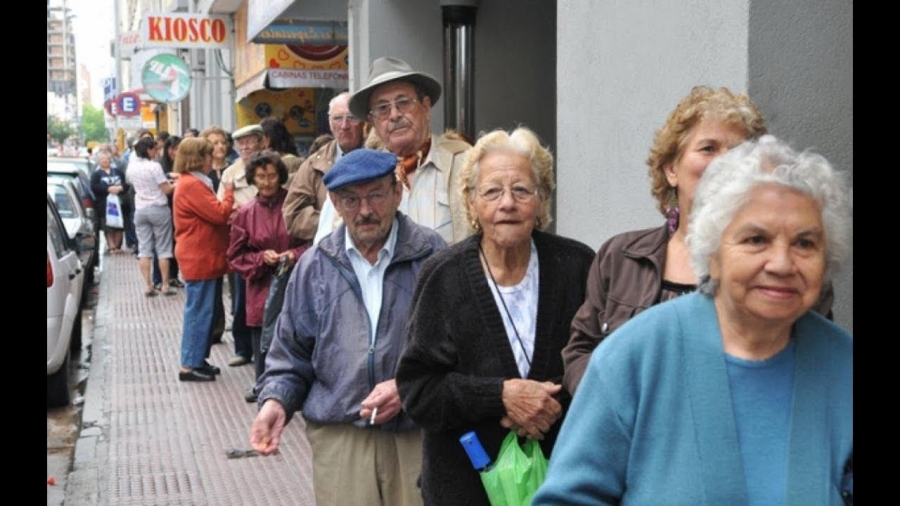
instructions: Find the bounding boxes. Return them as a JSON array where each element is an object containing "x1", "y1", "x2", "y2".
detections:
[
  {"x1": 70, "y1": 307, "x2": 83, "y2": 352},
  {"x1": 47, "y1": 348, "x2": 70, "y2": 408}
]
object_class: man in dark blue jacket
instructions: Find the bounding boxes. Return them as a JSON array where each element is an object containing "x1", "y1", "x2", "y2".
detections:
[{"x1": 250, "y1": 149, "x2": 446, "y2": 506}]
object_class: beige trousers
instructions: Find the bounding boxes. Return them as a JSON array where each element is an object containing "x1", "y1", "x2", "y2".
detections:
[{"x1": 305, "y1": 422, "x2": 424, "y2": 506}]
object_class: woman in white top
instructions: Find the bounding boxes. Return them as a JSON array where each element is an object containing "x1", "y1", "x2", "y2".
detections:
[{"x1": 126, "y1": 137, "x2": 177, "y2": 296}]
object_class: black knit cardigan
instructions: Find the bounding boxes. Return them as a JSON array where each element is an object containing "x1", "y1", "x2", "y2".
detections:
[{"x1": 396, "y1": 230, "x2": 594, "y2": 506}]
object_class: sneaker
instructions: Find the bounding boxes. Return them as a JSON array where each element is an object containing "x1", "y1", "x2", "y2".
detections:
[
  {"x1": 228, "y1": 355, "x2": 252, "y2": 367},
  {"x1": 244, "y1": 387, "x2": 258, "y2": 403}
]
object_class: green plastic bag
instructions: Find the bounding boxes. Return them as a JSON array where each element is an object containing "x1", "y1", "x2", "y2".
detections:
[{"x1": 480, "y1": 430, "x2": 549, "y2": 506}]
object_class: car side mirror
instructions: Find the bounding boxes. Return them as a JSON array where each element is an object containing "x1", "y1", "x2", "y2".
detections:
[{"x1": 75, "y1": 232, "x2": 96, "y2": 254}]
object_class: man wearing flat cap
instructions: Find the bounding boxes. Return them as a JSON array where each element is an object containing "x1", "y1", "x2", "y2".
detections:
[
  {"x1": 217, "y1": 124, "x2": 265, "y2": 369},
  {"x1": 250, "y1": 148, "x2": 446, "y2": 506},
  {"x1": 348, "y1": 56, "x2": 473, "y2": 245}
]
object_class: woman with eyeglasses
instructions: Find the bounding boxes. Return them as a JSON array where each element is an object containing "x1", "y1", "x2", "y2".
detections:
[
  {"x1": 227, "y1": 150, "x2": 309, "y2": 402},
  {"x1": 395, "y1": 127, "x2": 594, "y2": 506}
]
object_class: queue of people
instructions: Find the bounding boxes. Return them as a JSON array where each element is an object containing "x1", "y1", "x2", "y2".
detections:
[{"x1": 112, "y1": 54, "x2": 850, "y2": 505}]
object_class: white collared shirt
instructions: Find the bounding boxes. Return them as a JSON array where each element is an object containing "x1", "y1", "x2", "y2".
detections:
[
  {"x1": 399, "y1": 154, "x2": 453, "y2": 244},
  {"x1": 312, "y1": 145, "x2": 348, "y2": 245},
  {"x1": 345, "y1": 217, "x2": 399, "y2": 345}
]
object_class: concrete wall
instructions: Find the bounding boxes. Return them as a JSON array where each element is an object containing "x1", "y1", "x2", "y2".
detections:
[
  {"x1": 349, "y1": 0, "x2": 446, "y2": 133},
  {"x1": 556, "y1": 0, "x2": 852, "y2": 331},
  {"x1": 348, "y1": 0, "x2": 555, "y2": 151},
  {"x1": 747, "y1": 0, "x2": 853, "y2": 329}
]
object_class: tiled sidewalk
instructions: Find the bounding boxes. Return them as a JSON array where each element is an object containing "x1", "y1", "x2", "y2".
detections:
[{"x1": 66, "y1": 253, "x2": 316, "y2": 505}]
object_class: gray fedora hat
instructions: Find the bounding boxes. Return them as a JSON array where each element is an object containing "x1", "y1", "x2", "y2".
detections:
[{"x1": 349, "y1": 57, "x2": 442, "y2": 120}]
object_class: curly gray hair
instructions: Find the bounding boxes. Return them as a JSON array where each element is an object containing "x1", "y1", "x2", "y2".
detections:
[{"x1": 687, "y1": 135, "x2": 851, "y2": 295}]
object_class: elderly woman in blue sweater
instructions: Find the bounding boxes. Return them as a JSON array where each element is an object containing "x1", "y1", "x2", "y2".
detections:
[{"x1": 532, "y1": 135, "x2": 852, "y2": 505}]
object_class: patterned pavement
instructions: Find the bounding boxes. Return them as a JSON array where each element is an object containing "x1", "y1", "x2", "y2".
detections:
[{"x1": 65, "y1": 252, "x2": 316, "y2": 505}]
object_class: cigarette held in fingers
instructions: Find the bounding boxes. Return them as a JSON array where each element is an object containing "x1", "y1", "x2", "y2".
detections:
[{"x1": 370, "y1": 407, "x2": 378, "y2": 424}]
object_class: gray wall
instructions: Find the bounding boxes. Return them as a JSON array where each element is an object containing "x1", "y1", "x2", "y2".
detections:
[
  {"x1": 556, "y1": 0, "x2": 852, "y2": 331},
  {"x1": 349, "y1": 0, "x2": 447, "y2": 133},
  {"x1": 348, "y1": 0, "x2": 556, "y2": 153},
  {"x1": 747, "y1": 0, "x2": 853, "y2": 330}
]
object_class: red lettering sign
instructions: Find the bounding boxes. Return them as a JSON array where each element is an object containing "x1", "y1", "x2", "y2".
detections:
[
  {"x1": 144, "y1": 14, "x2": 228, "y2": 46},
  {"x1": 148, "y1": 17, "x2": 163, "y2": 41}
]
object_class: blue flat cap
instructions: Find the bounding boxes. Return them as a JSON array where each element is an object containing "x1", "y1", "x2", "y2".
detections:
[{"x1": 324, "y1": 149, "x2": 398, "y2": 191}]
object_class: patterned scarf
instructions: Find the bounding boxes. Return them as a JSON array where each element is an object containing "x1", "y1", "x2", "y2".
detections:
[{"x1": 395, "y1": 136, "x2": 432, "y2": 190}]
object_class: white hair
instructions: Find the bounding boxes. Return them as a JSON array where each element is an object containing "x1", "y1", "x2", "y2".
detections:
[
  {"x1": 328, "y1": 91, "x2": 352, "y2": 116},
  {"x1": 687, "y1": 134, "x2": 851, "y2": 295}
]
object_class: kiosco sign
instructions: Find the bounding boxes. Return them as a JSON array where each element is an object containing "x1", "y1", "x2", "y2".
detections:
[{"x1": 141, "y1": 13, "x2": 232, "y2": 49}]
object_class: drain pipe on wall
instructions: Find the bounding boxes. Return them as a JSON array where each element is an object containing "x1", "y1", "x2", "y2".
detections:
[{"x1": 441, "y1": 0, "x2": 478, "y2": 141}]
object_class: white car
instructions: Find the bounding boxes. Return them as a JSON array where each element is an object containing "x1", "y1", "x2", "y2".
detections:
[
  {"x1": 47, "y1": 176, "x2": 97, "y2": 292},
  {"x1": 47, "y1": 194, "x2": 89, "y2": 408}
]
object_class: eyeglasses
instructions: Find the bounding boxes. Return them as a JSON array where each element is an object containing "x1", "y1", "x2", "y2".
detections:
[
  {"x1": 475, "y1": 184, "x2": 540, "y2": 203},
  {"x1": 236, "y1": 137, "x2": 259, "y2": 148},
  {"x1": 330, "y1": 114, "x2": 362, "y2": 125},
  {"x1": 369, "y1": 97, "x2": 419, "y2": 120},
  {"x1": 253, "y1": 173, "x2": 280, "y2": 183},
  {"x1": 336, "y1": 190, "x2": 391, "y2": 210}
]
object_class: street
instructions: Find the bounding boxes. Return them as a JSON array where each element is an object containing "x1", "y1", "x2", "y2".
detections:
[{"x1": 47, "y1": 284, "x2": 94, "y2": 506}]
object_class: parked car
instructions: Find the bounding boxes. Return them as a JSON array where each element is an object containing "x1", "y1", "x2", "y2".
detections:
[
  {"x1": 47, "y1": 194, "x2": 91, "y2": 408},
  {"x1": 47, "y1": 155, "x2": 94, "y2": 179},
  {"x1": 47, "y1": 176, "x2": 98, "y2": 292},
  {"x1": 47, "y1": 159, "x2": 98, "y2": 235}
]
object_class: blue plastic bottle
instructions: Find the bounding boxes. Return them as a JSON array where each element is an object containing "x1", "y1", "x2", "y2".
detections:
[{"x1": 460, "y1": 431, "x2": 492, "y2": 471}]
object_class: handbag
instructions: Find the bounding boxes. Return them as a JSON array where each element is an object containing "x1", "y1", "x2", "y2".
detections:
[
  {"x1": 259, "y1": 256, "x2": 293, "y2": 355},
  {"x1": 105, "y1": 194, "x2": 124, "y2": 229}
]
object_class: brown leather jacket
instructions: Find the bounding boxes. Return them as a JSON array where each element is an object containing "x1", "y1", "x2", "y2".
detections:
[
  {"x1": 281, "y1": 139, "x2": 339, "y2": 241},
  {"x1": 561, "y1": 224, "x2": 834, "y2": 395}
]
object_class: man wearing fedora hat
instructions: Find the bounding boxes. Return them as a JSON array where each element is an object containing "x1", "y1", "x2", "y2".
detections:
[
  {"x1": 217, "y1": 124, "x2": 265, "y2": 369},
  {"x1": 348, "y1": 56, "x2": 473, "y2": 245},
  {"x1": 251, "y1": 148, "x2": 446, "y2": 506}
]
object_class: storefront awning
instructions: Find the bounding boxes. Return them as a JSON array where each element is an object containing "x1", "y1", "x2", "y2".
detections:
[{"x1": 234, "y1": 67, "x2": 349, "y2": 103}]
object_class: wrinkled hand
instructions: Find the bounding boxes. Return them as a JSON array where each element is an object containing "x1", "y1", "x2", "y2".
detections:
[
  {"x1": 249, "y1": 399, "x2": 287, "y2": 455},
  {"x1": 501, "y1": 379, "x2": 562, "y2": 440},
  {"x1": 359, "y1": 379, "x2": 402, "y2": 425},
  {"x1": 108, "y1": 185, "x2": 123, "y2": 194},
  {"x1": 263, "y1": 250, "x2": 280, "y2": 265}
]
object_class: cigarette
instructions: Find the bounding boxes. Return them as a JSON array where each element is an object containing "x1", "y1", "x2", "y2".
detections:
[{"x1": 370, "y1": 407, "x2": 378, "y2": 424}]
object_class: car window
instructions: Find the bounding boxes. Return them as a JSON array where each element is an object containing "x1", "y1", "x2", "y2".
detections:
[
  {"x1": 47, "y1": 184, "x2": 77, "y2": 218},
  {"x1": 47, "y1": 202, "x2": 72, "y2": 257}
]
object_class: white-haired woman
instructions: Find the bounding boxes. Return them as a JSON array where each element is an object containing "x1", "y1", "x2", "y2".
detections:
[
  {"x1": 533, "y1": 135, "x2": 852, "y2": 505},
  {"x1": 396, "y1": 127, "x2": 594, "y2": 506}
]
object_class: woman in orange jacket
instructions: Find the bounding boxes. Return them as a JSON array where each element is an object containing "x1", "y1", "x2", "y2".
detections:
[{"x1": 172, "y1": 137, "x2": 235, "y2": 382}]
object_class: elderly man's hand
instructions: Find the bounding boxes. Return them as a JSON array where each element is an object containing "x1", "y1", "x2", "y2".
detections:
[
  {"x1": 359, "y1": 379, "x2": 402, "y2": 425},
  {"x1": 501, "y1": 379, "x2": 562, "y2": 440},
  {"x1": 249, "y1": 399, "x2": 287, "y2": 455}
]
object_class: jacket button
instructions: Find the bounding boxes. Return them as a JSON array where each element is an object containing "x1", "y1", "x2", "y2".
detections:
[{"x1": 601, "y1": 323, "x2": 609, "y2": 333}]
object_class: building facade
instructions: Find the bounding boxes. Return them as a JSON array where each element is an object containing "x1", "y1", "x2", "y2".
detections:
[{"x1": 116, "y1": 0, "x2": 852, "y2": 329}]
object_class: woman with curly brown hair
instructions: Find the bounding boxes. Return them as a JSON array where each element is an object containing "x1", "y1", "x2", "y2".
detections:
[{"x1": 560, "y1": 85, "x2": 810, "y2": 394}]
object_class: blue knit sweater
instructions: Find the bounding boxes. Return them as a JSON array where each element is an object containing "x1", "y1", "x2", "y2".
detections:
[{"x1": 533, "y1": 292, "x2": 853, "y2": 506}]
